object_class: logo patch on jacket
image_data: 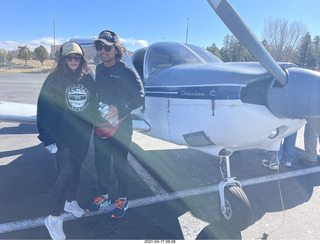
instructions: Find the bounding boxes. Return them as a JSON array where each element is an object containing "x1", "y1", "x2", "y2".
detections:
[{"x1": 65, "y1": 84, "x2": 90, "y2": 112}]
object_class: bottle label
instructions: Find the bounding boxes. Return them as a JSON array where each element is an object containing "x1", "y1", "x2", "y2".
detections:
[
  {"x1": 98, "y1": 102, "x2": 119, "y2": 126},
  {"x1": 48, "y1": 144, "x2": 58, "y2": 154}
]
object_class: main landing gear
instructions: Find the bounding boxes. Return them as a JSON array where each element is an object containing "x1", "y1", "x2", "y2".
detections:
[{"x1": 218, "y1": 154, "x2": 251, "y2": 231}]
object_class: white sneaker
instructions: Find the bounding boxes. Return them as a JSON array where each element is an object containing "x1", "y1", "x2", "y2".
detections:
[
  {"x1": 64, "y1": 200, "x2": 85, "y2": 217},
  {"x1": 261, "y1": 159, "x2": 279, "y2": 170},
  {"x1": 45, "y1": 215, "x2": 66, "y2": 240},
  {"x1": 282, "y1": 161, "x2": 292, "y2": 167}
]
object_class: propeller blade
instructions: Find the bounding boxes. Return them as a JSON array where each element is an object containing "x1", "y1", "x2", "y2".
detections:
[{"x1": 207, "y1": 0, "x2": 287, "y2": 86}]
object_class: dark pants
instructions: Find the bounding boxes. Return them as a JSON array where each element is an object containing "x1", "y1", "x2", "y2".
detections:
[
  {"x1": 93, "y1": 119, "x2": 132, "y2": 198},
  {"x1": 51, "y1": 148, "x2": 83, "y2": 216}
]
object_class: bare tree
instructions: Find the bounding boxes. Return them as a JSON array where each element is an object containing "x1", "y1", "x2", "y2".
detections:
[{"x1": 262, "y1": 17, "x2": 307, "y2": 62}]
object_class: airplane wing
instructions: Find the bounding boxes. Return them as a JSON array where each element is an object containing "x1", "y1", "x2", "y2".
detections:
[
  {"x1": 0, "y1": 102, "x2": 37, "y2": 124},
  {"x1": 0, "y1": 101, "x2": 149, "y2": 133}
]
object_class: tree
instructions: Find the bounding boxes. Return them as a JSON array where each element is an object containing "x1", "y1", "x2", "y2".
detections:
[
  {"x1": 0, "y1": 49, "x2": 12, "y2": 72},
  {"x1": 33, "y1": 45, "x2": 49, "y2": 66},
  {"x1": 312, "y1": 35, "x2": 320, "y2": 70},
  {"x1": 296, "y1": 32, "x2": 315, "y2": 69},
  {"x1": 218, "y1": 34, "x2": 255, "y2": 62},
  {"x1": 17, "y1": 45, "x2": 32, "y2": 68},
  {"x1": 221, "y1": 34, "x2": 233, "y2": 62},
  {"x1": 0, "y1": 49, "x2": 12, "y2": 66},
  {"x1": 206, "y1": 43, "x2": 221, "y2": 59},
  {"x1": 262, "y1": 17, "x2": 307, "y2": 62}
]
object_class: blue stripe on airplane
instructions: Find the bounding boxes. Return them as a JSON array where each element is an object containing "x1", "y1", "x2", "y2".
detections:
[{"x1": 145, "y1": 85, "x2": 243, "y2": 100}]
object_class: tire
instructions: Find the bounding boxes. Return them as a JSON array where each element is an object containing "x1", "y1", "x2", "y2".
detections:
[{"x1": 220, "y1": 186, "x2": 251, "y2": 231}]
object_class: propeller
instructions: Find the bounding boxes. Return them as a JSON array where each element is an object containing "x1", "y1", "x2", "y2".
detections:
[
  {"x1": 207, "y1": 0, "x2": 287, "y2": 86},
  {"x1": 207, "y1": 0, "x2": 320, "y2": 134}
]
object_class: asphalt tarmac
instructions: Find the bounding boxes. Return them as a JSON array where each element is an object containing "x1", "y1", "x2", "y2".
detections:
[{"x1": 0, "y1": 73, "x2": 320, "y2": 240}]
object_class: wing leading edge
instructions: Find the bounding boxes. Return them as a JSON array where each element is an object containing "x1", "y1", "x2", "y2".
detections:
[{"x1": 0, "y1": 102, "x2": 37, "y2": 123}]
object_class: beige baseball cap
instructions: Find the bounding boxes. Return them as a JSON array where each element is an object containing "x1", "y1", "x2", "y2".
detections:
[{"x1": 61, "y1": 42, "x2": 83, "y2": 56}]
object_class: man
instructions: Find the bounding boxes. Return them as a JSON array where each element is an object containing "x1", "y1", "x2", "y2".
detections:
[
  {"x1": 87, "y1": 30, "x2": 144, "y2": 218},
  {"x1": 299, "y1": 123, "x2": 319, "y2": 166},
  {"x1": 279, "y1": 132, "x2": 297, "y2": 168}
]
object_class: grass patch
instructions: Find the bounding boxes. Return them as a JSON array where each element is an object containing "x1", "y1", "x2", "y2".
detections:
[{"x1": 0, "y1": 59, "x2": 55, "y2": 74}]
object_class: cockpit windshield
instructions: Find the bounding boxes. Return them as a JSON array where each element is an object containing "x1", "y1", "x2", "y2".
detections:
[
  {"x1": 144, "y1": 42, "x2": 222, "y2": 78},
  {"x1": 187, "y1": 44, "x2": 222, "y2": 64}
]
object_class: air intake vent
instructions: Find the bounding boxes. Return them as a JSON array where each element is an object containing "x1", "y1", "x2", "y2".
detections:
[{"x1": 183, "y1": 131, "x2": 215, "y2": 147}]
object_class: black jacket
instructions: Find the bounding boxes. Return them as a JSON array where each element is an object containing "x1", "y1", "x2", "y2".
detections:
[
  {"x1": 37, "y1": 71, "x2": 96, "y2": 160},
  {"x1": 95, "y1": 61, "x2": 144, "y2": 124}
]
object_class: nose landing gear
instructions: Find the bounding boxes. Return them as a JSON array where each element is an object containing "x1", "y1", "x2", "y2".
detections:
[{"x1": 218, "y1": 156, "x2": 251, "y2": 231}]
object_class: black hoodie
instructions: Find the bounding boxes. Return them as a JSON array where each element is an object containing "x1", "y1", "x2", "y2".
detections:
[
  {"x1": 95, "y1": 60, "x2": 144, "y2": 123},
  {"x1": 37, "y1": 71, "x2": 96, "y2": 161}
]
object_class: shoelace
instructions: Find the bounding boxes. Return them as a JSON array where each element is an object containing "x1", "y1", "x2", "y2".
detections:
[
  {"x1": 114, "y1": 199, "x2": 125, "y2": 209},
  {"x1": 94, "y1": 197, "x2": 105, "y2": 205}
]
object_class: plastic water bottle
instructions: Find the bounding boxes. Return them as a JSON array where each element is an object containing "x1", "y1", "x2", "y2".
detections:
[
  {"x1": 98, "y1": 102, "x2": 119, "y2": 126},
  {"x1": 47, "y1": 144, "x2": 58, "y2": 154}
]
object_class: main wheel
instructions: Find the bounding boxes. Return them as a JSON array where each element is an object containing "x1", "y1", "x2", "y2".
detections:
[{"x1": 220, "y1": 186, "x2": 251, "y2": 231}]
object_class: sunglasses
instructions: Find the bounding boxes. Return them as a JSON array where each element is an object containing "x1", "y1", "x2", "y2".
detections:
[
  {"x1": 65, "y1": 55, "x2": 82, "y2": 62},
  {"x1": 96, "y1": 43, "x2": 113, "y2": 52}
]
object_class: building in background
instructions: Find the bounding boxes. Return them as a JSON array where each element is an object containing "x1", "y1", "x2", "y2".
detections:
[{"x1": 50, "y1": 45, "x2": 61, "y2": 59}]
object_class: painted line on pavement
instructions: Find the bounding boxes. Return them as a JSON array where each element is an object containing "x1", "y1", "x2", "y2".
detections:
[
  {"x1": 1, "y1": 166, "x2": 320, "y2": 235},
  {"x1": 128, "y1": 153, "x2": 167, "y2": 195}
]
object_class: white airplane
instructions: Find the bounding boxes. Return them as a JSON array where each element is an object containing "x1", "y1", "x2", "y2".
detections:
[{"x1": 1, "y1": 0, "x2": 320, "y2": 231}]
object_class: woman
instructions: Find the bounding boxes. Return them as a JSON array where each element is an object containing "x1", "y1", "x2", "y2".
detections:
[{"x1": 37, "y1": 41, "x2": 96, "y2": 240}]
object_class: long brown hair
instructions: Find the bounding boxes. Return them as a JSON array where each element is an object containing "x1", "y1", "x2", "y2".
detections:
[{"x1": 114, "y1": 43, "x2": 124, "y2": 62}]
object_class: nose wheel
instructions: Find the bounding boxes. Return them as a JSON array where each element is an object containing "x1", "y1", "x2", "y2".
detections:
[{"x1": 218, "y1": 156, "x2": 251, "y2": 231}]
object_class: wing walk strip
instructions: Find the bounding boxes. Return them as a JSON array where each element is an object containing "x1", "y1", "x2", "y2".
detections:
[{"x1": 1, "y1": 161, "x2": 320, "y2": 235}]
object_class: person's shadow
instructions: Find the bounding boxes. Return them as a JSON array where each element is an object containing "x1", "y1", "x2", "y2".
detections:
[{"x1": 197, "y1": 221, "x2": 242, "y2": 240}]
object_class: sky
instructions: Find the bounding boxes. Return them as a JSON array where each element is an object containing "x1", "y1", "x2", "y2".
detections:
[{"x1": 1, "y1": 0, "x2": 320, "y2": 54}]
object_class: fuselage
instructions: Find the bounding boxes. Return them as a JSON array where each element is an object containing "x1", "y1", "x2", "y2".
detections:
[{"x1": 131, "y1": 42, "x2": 305, "y2": 156}]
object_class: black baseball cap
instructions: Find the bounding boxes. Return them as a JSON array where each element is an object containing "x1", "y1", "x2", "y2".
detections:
[{"x1": 95, "y1": 30, "x2": 120, "y2": 46}]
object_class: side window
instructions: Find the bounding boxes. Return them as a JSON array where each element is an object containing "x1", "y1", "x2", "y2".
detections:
[
  {"x1": 135, "y1": 62, "x2": 144, "y2": 83},
  {"x1": 144, "y1": 43, "x2": 204, "y2": 78},
  {"x1": 145, "y1": 47, "x2": 171, "y2": 78},
  {"x1": 131, "y1": 49, "x2": 146, "y2": 84}
]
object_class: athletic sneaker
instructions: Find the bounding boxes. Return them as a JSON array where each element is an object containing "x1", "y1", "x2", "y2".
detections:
[
  {"x1": 45, "y1": 215, "x2": 66, "y2": 240},
  {"x1": 111, "y1": 198, "x2": 129, "y2": 218},
  {"x1": 282, "y1": 161, "x2": 292, "y2": 168},
  {"x1": 64, "y1": 200, "x2": 85, "y2": 217},
  {"x1": 261, "y1": 159, "x2": 279, "y2": 170},
  {"x1": 86, "y1": 196, "x2": 111, "y2": 212}
]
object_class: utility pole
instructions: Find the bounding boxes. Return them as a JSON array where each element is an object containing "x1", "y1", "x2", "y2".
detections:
[
  {"x1": 53, "y1": 11, "x2": 61, "y2": 59},
  {"x1": 186, "y1": 18, "x2": 189, "y2": 43}
]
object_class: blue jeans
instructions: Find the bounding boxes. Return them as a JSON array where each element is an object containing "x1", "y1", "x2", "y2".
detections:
[
  {"x1": 303, "y1": 123, "x2": 319, "y2": 162},
  {"x1": 278, "y1": 132, "x2": 297, "y2": 163}
]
